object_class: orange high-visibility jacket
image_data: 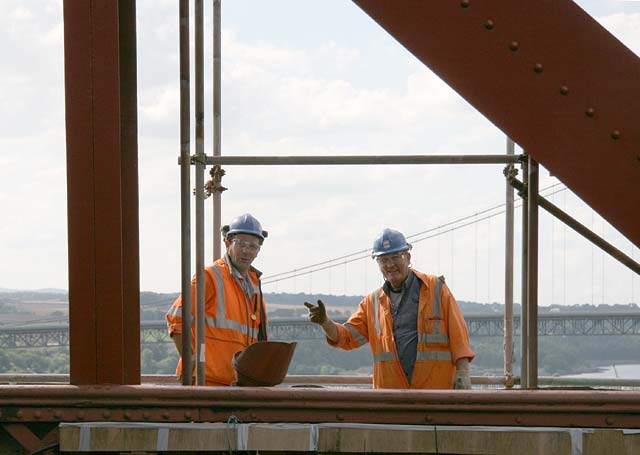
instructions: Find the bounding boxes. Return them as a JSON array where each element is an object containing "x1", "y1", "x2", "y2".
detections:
[
  {"x1": 165, "y1": 257, "x2": 268, "y2": 386},
  {"x1": 328, "y1": 270, "x2": 474, "y2": 389}
]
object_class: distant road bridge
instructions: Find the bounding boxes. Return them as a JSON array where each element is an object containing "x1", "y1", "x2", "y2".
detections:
[{"x1": 1, "y1": 313, "x2": 639, "y2": 349}]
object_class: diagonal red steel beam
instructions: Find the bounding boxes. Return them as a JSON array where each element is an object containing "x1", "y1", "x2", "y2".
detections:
[
  {"x1": 63, "y1": 0, "x2": 140, "y2": 384},
  {"x1": 353, "y1": 0, "x2": 640, "y2": 247}
]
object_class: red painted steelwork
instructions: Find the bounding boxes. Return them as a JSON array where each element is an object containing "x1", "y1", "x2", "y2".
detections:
[
  {"x1": 117, "y1": 0, "x2": 141, "y2": 386},
  {"x1": 63, "y1": 0, "x2": 140, "y2": 385},
  {"x1": 352, "y1": 0, "x2": 640, "y2": 247},
  {"x1": 1, "y1": 386, "x2": 640, "y2": 428}
]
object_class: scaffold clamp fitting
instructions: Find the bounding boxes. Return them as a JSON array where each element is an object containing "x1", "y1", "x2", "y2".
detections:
[{"x1": 204, "y1": 165, "x2": 227, "y2": 199}]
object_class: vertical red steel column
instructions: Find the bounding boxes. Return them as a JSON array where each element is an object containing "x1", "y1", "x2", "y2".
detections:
[
  {"x1": 63, "y1": 0, "x2": 140, "y2": 385},
  {"x1": 118, "y1": 0, "x2": 141, "y2": 385}
]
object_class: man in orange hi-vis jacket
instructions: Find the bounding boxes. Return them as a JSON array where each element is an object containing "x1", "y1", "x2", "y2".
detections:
[
  {"x1": 305, "y1": 228, "x2": 474, "y2": 389},
  {"x1": 166, "y1": 213, "x2": 269, "y2": 386}
]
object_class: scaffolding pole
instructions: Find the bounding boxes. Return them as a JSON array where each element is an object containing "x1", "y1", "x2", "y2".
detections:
[
  {"x1": 196, "y1": 154, "x2": 520, "y2": 166},
  {"x1": 504, "y1": 138, "x2": 515, "y2": 387},
  {"x1": 194, "y1": 0, "x2": 206, "y2": 386},
  {"x1": 212, "y1": 0, "x2": 222, "y2": 261},
  {"x1": 520, "y1": 156, "x2": 529, "y2": 389},
  {"x1": 178, "y1": 0, "x2": 192, "y2": 386},
  {"x1": 526, "y1": 157, "x2": 539, "y2": 388},
  {"x1": 507, "y1": 178, "x2": 640, "y2": 276}
]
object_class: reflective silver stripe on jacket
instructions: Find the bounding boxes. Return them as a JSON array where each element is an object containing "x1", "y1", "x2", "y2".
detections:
[
  {"x1": 372, "y1": 289, "x2": 381, "y2": 336},
  {"x1": 211, "y1": 265, "x2": 227, "y2": 319},
  {"x1": 430, "y1": 276, "x2": 445, "y2": 334},
  {"x1": 432, "y1": 276, "x2": 444, "y2": 318},
  {"x1": 416, "y1": 350, "x2": 452, "y2": 361},
  {"x1": 345, "y1": 322, "x2": 367, "y2": 346},
  {"x1": 373, "y1": 351, "x2": 395, "y2": 362},
  {"x1": 207, "y1": 264, "x2": 258, "y2": 340},
  {"x1": 417, "y1": 276, "x2": 451, "y2": 358},
  {"x1": 418, "y1": 333, "x2": 450, "y2": 344},
  {"x1": 166, "y1": 305, "x2": 182, "y2": 318}
]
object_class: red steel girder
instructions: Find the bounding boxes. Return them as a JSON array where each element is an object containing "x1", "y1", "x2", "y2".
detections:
[
  {"x1": 63, "y1": 0, "x2": 140, "y2": 385},
  {"x1": 1, "y1": 423, "x2": 58, "y2": 454},
  {"x1": 352, "y1": 0, "x2": 640, "y2": 247},
  {"x1": 1, "y1": 385, "x2": 640, "y2": 429}
]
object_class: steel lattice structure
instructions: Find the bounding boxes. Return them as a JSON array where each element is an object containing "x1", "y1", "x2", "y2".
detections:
[{"x1": 2, "y1": 313, "x2": 639, "y2": 349}]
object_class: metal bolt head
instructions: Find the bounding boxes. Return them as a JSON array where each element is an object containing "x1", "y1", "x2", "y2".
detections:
[
  {"x1": 611, "y1": 130, "x2": 621, "y2": 140},
  {"x1": 77, "y1": 412, "x2": 85, "y2": 420},
  {"x1": 184, "y1": 412, "x2": 193, "y2": 420},
  {"x1": 509, "y1": 41, "x2": 519, "y2": 51},
  {"x1": 560, "y1": 85, "x2": 569, "y2": 95},
  {"x1": 143, "y1": 412, "x2": 150, "y2": 420},
  {"x1": 16, "y1": 410, "x2": 23, "y2": 419},
  {"x1": 484, "y1": 19, "x2": 495, "y2": 30},
  {"x1": 162, "y1": 412, "x2": 170, "y2": 420},
  {"x1": 102, "y1": 411, "x2": 111, "y2": 419},
  {"x1": 124, "y1": 412, "x2": 132, "y2": 420},
  {"x1": 534, "y1": 63, "x2": 543, "y2": 74},
  {"x1": 585, "y1": 107, "x2": 595, "y2": 117},
  {"x1": 460, "y1": 0, "x2": 470, "y2": 8},
  {"x1": 605, "y1": 417, "x2": 614, "y2": 425},
  {"x1": 515, "y1": 416, "x2": 523, "y2": 424}
]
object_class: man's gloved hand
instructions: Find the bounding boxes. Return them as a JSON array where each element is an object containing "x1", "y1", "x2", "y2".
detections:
[
  {"x1": 304, "y1": 300, "x2": 327, "y2": 324},
  {"x1": 453, "y1": 369, "x2": 472, "y2": 389}
]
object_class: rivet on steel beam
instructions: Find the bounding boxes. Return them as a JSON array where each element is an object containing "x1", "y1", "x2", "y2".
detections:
[
  {"x1": 162, "y1": 412, "x2": 170, "y2": 420},
  {"x1": 53, "y1": 411, "x2": 61, "y2": 419},
  {"x1": 77, "y1": 412, "x2": 85, "y2": 420},
  {"x1": 534, "y1": 63, "x2": 543, "y2": 74},
  {"x1": 460, "y1": 0, "x2": 470, "y2": 8},
  {"x1": 34, "y1": 411, "x2": 42, "y2": 420},
  {"x1": 559, "y1": 86, "x2": 569, "y2": 95},
  {"x1": 585, "y1": 107, "x2": 595, "y2": 117},
  {"x1": 143, "y1": 412, "x2": 150, "y2": 420},
  {"x1": 16, "y1": 411, "x2": 23, "y2": 419},
  {"x1": 515, "y1": 416, "x2": 523, "y2": 424},
  {"x1": 124, "y1": 412, "x2": 132, "y2": 420},
  {"x1": 509, "y1": 41, "x2": 519, "y2": 51},
  {"x1": 184, "y1": 412, "x2": 193, "y2": 420},
  {"x1": 605, "y1": 417, "x2": 614, "y2": 426},
  {"x1": 424, "y1": 415, "x2": 432, "y2": 423},
  {"x1": 102, "y1": 411, "x2": 111, "y2": 419},
  {"x1": 336, "y1": 413, "x2": 345, "y2": 422},
  {"x1": 611, "y1": 130, "x2": 621, "y2": 140},
  {"x1": 484, "y1": 19, "x2": 495, "y2": 30}
]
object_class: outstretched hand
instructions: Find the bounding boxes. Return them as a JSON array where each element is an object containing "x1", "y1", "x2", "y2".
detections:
[{"x1": 304, "y1": 299, "x2": 327, "y2": 324}]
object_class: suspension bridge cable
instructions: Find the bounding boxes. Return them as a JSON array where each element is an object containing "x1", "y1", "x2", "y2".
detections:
[
  {"x1": 262, "y1": 182, "x2": 565, "y2": 283},
  {"x1": 263, "y1": 185, "x2": 568, "y2": 286}
]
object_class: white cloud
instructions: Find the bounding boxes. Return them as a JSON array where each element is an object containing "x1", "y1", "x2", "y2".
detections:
[
  {"x1": 1, "y1": 0, "x2": 637, "y2": 307},
  {"x1": 598, "y1": 13, "x2": 640, "y2": 56}
]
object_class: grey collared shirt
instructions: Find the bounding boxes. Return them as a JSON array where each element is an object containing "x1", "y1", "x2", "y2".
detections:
[
  {"x1": 224, "y1": 254, "x2": 259, "y2": 303},
  {"x1": 383, "y1": 270, "x2": 421, "y2": 384}
]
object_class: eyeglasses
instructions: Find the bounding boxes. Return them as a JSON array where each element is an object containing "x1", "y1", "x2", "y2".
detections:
[
  {"x1": 375, "y1": 253, "x2": 406, "y2": 266},
  {"x1": 232, "y1": 239, "x2": 261, "y2": 253}
]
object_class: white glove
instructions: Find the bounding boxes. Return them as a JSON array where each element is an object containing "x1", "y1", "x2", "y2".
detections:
[{"x1": 453, "y1": 370, "x2": 472, "y2": 389}]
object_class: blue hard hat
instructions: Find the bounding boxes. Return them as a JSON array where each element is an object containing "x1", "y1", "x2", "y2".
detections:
[
  {"x1": 371, "y1": 228, "x2": 412, "y2": 258},
  {"x1": 221, "y1": 213, "x2": 268, "y2": 241}
]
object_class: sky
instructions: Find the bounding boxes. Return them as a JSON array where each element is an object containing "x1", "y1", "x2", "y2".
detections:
[{"x1": 1, "y1": 0, "x2": 639, "y2": 307}]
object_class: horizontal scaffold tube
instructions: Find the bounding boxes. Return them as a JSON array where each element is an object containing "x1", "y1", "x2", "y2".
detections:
[{"x1": 179, "y1": 154, "x2": 523, "y2": 166}]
